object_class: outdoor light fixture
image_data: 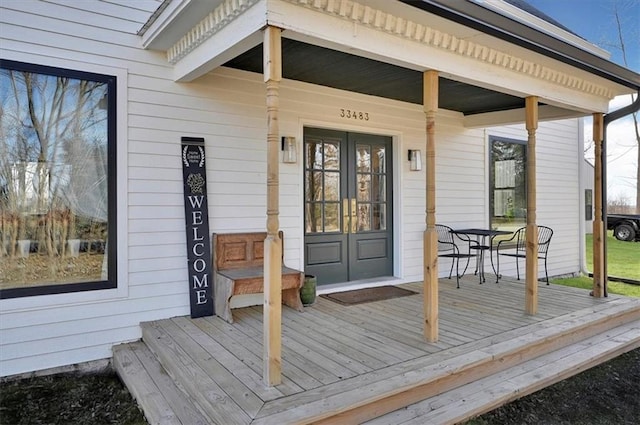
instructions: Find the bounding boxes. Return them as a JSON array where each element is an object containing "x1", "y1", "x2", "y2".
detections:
[
  {"x1": 282, "y1": 136, "x2": 297, "y2": 164},
  {"x1": 408, "y1": 149, "x2": 422, "y2": 171}
]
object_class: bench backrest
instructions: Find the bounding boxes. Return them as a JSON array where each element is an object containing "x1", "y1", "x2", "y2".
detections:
[{"x1": 212, "y1": 231, "x2": 284, "y2": 270}]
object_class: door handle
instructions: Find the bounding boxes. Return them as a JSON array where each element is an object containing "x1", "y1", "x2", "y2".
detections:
[
  {"x1": 343, "y1": 198, "x2": 350, "y2": 234},
  {"x1": 350, "y1": 198, "x2": 357, "y2": 234}
]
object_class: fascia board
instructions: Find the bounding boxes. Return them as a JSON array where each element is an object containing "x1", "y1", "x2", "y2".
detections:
[{"x1": 172, "y1": 2, "x2": 266, "y2": 82}]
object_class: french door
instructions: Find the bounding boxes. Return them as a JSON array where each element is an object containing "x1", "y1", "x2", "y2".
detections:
[{"x1": 303, "y1": 128, "x2": 393, "y2": 285}]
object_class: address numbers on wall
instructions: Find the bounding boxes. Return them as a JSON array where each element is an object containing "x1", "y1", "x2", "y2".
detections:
[{"x1": 340, "y1": 109, "x2": 370, "y2": 121}]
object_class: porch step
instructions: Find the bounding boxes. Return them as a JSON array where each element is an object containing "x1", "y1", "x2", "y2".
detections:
[
  {"x1": 252, "y1": 298, "x2": 640, "y2": 424},
  {"x1": 112, "y1": 341, "x2": 209, "y2": 425},
  {"x1": 114, "y1": 296, "x2": 640, "y2": 425},
  {"x1": 364, "y1": 320, "x2": 640, "y2": 425}
]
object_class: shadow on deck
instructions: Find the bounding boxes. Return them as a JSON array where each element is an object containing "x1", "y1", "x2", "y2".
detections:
[{"x1": 113, "y1": 276, "x2": 640, "y2": 425}]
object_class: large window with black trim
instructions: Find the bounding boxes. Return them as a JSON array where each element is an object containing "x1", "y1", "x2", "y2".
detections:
[
  {"x1": 489, "y1": 136, "x2": 527, "y2": 232},
  {"x1": 0, "y1": 59, "x2": 117, "y2": 298}
]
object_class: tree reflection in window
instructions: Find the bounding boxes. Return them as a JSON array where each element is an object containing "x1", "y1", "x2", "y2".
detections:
[
  {"x1": 0, "y1": 60, "x2": 114, "y2": 296},
  {"x1": 489, "y1": 137, "x2": 526, "y2": 232},
  {"x1": 304, "y1": 138, "x2": 340, "y2": 233}
]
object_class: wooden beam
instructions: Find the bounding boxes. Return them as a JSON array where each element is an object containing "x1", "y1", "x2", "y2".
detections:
[
  {"x1": 525, "y1": 96, "x2": 539, "y2": 315},
  {"x1": 263, "y1": 25, "x2": 282, "y2": 386},
  {"x1": 592, "y1": 112, "x2": 605, "y2": 298},
  {"x1": 423, "y1": 70, "x2": 439, "y2": 342}
]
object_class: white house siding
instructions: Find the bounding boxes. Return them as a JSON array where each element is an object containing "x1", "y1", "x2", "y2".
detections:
[
  {"x1": 487, "y1": 119, "x2": 583, "y2": 279},
  {"x1": 0, "y1": 1, "x2": 584, "y2": 376}
]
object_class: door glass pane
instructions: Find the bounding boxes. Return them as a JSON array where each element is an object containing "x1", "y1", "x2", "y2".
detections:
[
  {"x1": 372, "y1": 146, "x2": 385, "y2": 173},
  {"x1": 357, "y1": 204, "x2": 371, "y2": 231},
  {"x1": 324, "y1": 142, "x2": 339, "y2": 170},
  {"x1": 305, "y1": 203, "x2": 323, "y2": 233},
  {"x1": 356, "y1": 174, "x2": 370, "y2": 202},
  {"x1": 324, "y1": 171, "x2": 339, "y2": 201},
  {"x1": 305, "y1": 171, "x2": 324, "y2": 202},
  {"x1": 373, "y1": 204, "x2": 386, "y2": 230},
  {"x1": 306, "y1": 140, "x2": 323, "y2": 169},
  {"x1": 356, "y1": 145, "x2": 370, "y2": 173},
  {"x1": 372, "y1": 175, "x2": 385, "y2": 202},
  {"x1": 325, "y1": 203, "x2": 340, "y2": 232},
  {"x1": 305, "y1": 137, "x2": 341, "y2": 234}
]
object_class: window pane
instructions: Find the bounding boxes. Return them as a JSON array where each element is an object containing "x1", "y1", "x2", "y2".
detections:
[
  {"x1": 490, "y1": 138, "x2": 526, "y2": 231},
  {"x1": 372, "y1": 175, "x2": 385, "y2": 202},
  {"x1": 305, "y1": 171, "x2": 324, "y2": 202},
  {"x1": 1, "y1": 62, "x2": 112, "y2": 294},
  {"x1": 356, "y1": 145, "x2": 370, "y2": 173},
  {"x1": 372, "y1": 146, "x2": 385, "y2": 173},
  {"x1": 324, "y1": 203, "x2": 340, "y2": 232},
  {"x1": 324, "y1": 171, "x2": 340, "y2": 201},
  {"x1": 306, "y1": 140, "x2": 323, "y2": 169},
  {"x1": 373, "y1": 204, "x2": 386, "y2": 230},
  {"x1": 305, "y1": 203, "x2": 323, "y2": 233},
  {"x1": 357, "y1": 204, "x2": 371, "y2": 231},
  {"x1": 357, "y1": 174, "x2": 371, "y2": 202},
  {"x1": 324, "y1": 142, "x2": 339, "y2": 170}
]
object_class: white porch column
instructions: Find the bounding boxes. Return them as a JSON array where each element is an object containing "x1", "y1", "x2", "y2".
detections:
[
  {"x1": 423, "y1": 70, "x2": 439, "y2": 342},
  {"x1": 525, "y1": 96, "x2": 539, "y2": 315},
  {"x1": 263, "y1": 25, "x2": 282, "y2": 386},
  {"x1": 592, "y1": 112, "x2": 605, "y2": 297}
]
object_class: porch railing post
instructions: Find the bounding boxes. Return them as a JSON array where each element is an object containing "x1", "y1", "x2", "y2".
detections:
[
  {"x1": 263, "y1": 25, "x2": 282, "y2": 386},
  {"x1": 423, "y1": 70, "x2": 439, "y2": 342},
  {"x1": 592, "y1": 112, "x2": 605, "y2": 297},
  {"x1": 525, "y1": 96, "x2": 539, "y2": 315}
]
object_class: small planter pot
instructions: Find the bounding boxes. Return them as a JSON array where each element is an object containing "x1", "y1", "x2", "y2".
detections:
[{"x1": 300, "y1": 274, "x2": 317, "y2": 306}]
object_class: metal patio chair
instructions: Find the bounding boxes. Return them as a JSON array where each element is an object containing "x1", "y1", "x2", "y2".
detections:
[
  {"x1": 495, "y1": 225, "x2": 553, "y2": 284},
  {"x1": 436, "y1": 224, "x2": 477, "y2": 288}
]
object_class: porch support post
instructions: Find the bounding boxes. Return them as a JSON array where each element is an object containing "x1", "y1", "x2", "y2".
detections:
[
  {"x1": 263, "y1": 25, "x2": 282, "y2": 386},
  {"x1": 525, "y1": 96, "x2": 539, "y2": 315},
  {"x1": 592, "y1": 112, "x2": 605, "y2": 297},
  {"x1": 423, "y1": 70, "x2": 439, "y2": 342}
]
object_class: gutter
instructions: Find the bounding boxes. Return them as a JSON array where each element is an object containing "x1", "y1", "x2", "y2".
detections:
[{"x1": 601, "y1": 91, "x2": 640, "y2": 296}]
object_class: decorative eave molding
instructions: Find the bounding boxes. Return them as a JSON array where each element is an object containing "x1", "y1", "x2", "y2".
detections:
[
  {"x1": 284, "y1": 0, "x2": 614, "y2": 99},
  {"x1": 167, "y1": 0, "x2": 260, "y2": 64},
  {"x1": 167, "y1": 0, "x2": 614, "y2": 99}
]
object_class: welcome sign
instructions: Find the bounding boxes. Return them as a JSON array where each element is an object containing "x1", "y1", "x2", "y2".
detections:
[{"x1": 181, "y1": 137, "x2": 214, "y2": 318}]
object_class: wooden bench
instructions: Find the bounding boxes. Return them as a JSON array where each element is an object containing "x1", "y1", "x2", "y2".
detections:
[{"x1": 212, "y1": 231, "x2": 304, "y2": 323}]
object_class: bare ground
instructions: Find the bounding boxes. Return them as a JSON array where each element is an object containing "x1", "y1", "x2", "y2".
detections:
[{"x1": 1, "y1": 348, "x2": 638, "y2": 424}]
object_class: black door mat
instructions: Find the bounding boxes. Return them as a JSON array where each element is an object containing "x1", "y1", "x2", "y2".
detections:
[{"x1": 320, "y1": 286, "x2": 417, "y2": 305}]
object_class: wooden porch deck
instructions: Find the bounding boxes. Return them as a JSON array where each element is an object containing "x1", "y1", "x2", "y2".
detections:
[{"x1": 114, "y1": 276, "x2": 640, "y2": 425}]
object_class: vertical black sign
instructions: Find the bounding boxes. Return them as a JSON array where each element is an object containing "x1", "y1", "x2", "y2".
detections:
[{"x1": 181, "y1": 137, "x2": 214, "y2": 318}]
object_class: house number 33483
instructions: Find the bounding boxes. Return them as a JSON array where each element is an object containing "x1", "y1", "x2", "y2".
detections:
[{"x1": 340, "y1": 109, "x2": 369, "y2": 121}]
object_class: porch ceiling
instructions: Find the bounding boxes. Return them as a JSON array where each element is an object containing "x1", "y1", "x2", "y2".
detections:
[
  {"x1": 225, "y1": 38, "x2": 525, "y2": 116},
  {"x1": 142, "y1": 0, "x2": 636, "y2": 119}
]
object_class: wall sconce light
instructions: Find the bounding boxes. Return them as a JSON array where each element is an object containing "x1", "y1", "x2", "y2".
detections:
[
  {"x1": 282, "y1": 136, "x2": 297, "y2": 164},
  {"x1": 408, "y1": 149, "x2": 422, "y2": 171}
]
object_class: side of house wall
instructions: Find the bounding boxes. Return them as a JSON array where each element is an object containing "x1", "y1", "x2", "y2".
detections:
[
  {"x1": 488, "y1": 119, "x2": 582, "y2": 277},
  {"x1": 0, "y1": 1, "x2": 583, "y2": 376}
]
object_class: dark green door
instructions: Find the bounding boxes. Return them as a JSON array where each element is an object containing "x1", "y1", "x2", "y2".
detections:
[{"x1": 303, "y1": 128, "x2": 393, "y2": 285}]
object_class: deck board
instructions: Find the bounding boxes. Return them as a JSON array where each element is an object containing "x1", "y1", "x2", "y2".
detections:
[
  {"x1": 143, "y1": 321, "x2": 254, "y2": 424},
  {"x1": 119, "y1": 277, "x2": 640, "y2": 424}
]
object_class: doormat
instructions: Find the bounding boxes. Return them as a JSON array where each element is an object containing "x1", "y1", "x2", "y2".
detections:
[{"x1": 321, "y1": 286, "x2": 417, "y2": 306}]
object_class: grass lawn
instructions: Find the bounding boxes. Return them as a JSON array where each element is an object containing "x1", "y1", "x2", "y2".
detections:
[
  {"x1": 585, "y1": 232, "x2": 640, "y2": 279},
  {"x1": 551, "y1": 232, "x2": 640, "y2": 297}
]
